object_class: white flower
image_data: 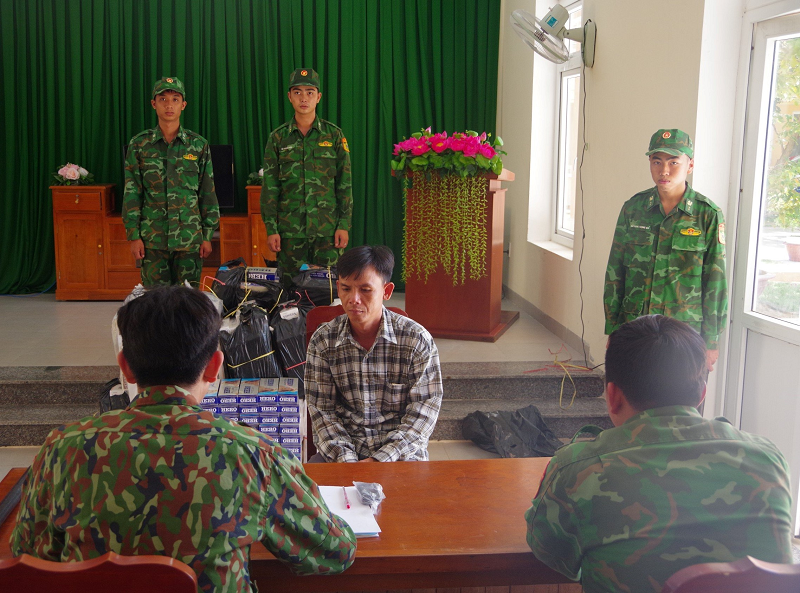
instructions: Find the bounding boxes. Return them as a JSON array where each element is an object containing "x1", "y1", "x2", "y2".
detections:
[
  {"x1": 78, "y1": 167, "x2": 89, "y2": 177},
  {"x1": 258, "y1": 168, "x2": 264, "y2": 177}
]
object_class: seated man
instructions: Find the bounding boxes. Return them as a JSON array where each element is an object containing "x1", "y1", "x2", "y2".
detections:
[
  {"x1": 526, "y1": 315, "x2": 793, "y2": 593},
  {"x1": 11, "y1": 286, "x2": 356, "y2": 592},
  {"x1": 305, "y1": 245, "x2": 443, "y2": 462}
]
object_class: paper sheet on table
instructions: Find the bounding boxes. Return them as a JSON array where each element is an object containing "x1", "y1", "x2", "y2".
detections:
[{"x1": 319, "y1": 485, "x2": 381, "y2": 538}]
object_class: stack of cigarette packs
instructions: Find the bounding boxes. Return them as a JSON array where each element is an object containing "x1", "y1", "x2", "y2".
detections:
[{"x1": 201, "y1": 377, "x2": 302, "y2": 457}]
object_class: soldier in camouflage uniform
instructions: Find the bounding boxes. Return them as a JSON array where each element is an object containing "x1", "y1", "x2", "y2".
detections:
[
  {"x1": 260, "y1": 68, "x2": 352, "y2": 278},
  {"x1": 10, "y1": 286, "x2": 356, "y2": 592},
  {"x1": 604, "y1": 129, "x2": 727, "y2": 371},
  {"x1": 123, "y1": 77, "x2": 220, "y2": 287},
  {"x1": 526, "y1": 315, "x2": 793, "y2": 593}
]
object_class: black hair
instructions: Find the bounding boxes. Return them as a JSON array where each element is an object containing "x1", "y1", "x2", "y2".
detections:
[
  {"x1": 116, "y1": 286, "x2": 221, "y2": 388},
  {"x1": 605, "y1": 315, "x2": 707, "y2": 410},
  {"x1": 337, "y1": 245, "x2": 395, "y2": 283}
]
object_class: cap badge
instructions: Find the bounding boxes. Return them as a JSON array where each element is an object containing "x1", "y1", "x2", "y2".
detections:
[
  {"x1": 166, "y1": 78, "x2": 174, "y2": 83},
  {"x1": 662, "y1": 131, "x2": 671, "y2": 139},
  {"x1": 300, "y1": 70, "x2": 308, "y2": 76}
]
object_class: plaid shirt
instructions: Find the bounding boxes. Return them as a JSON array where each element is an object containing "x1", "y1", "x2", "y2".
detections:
[{"x1": 305, "y1": 308, "x2": 443, "y2": 462}]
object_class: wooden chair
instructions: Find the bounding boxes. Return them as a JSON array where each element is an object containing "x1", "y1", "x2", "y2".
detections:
[
  {"x1": 304, "y1": 304, "x2": 409, "y2": 459},
  {"x1": 0, "y1": 551, "x2": 197, "y2": 592},
  {"x1": 661, "y1": 555, "x2": 800, "y2": 593}
]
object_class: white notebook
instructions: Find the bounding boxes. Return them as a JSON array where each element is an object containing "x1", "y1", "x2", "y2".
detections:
[{"x1": 319, "y1": 485, "x2": 382, "y2": 538}]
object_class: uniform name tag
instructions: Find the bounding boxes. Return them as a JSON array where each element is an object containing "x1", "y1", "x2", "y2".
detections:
[
  {"x1": 318, "y1": 141, "x2": 333, "y2": 147},
  {"x1": 630, "y1": 224, "x2": 650, "y2": 230},
  {"x1": 680, "y1": 228, "x2": 702, "y2": 236},
  {"x1": 183, "y1": 154, "x2": 198, "y2": 161}
]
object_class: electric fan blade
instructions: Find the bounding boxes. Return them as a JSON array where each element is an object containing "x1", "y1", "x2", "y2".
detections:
[{"x1": 511, "y1": 9, "x2": 569, "y2": 64}]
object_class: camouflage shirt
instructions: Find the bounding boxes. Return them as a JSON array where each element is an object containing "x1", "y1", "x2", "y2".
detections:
[
  {"x1": 10, "y1": 385, "x2": 356, "y2": 592},
  {"x1": 604, "y1": 184, "x2": 727, "y2": 348},
  {"x1": 123, "y1": 126, "x2": 220, "y2": 251},
  {"x1": 526, "y1": 406, "x2": 793, "y2": 593},
  {"x1": 260, "y1": 117, "x2": 352, "y2": 238}
]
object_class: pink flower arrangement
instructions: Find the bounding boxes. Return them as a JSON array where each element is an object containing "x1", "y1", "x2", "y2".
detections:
[
  {"x1": 391, "y1": 127, "x2": 505, "y2": 177},
  {"x1": 52, "y1": 163, "x2": 94, "y2": 186}
]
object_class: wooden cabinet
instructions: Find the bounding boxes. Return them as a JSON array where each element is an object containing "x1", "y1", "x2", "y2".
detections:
[
  {"x1": 52, "y1": 185, "x2": 114, "y2": 300},
  {"x1": 247, "y1": 186, "x2": 277, "y2": 265},
  {"x1": 52, "y1": 185, "x2": 273, "y2": 300}
]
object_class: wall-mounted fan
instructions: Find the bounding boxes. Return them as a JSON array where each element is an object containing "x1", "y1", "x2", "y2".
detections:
[{"x1": 511, "y1": 5, "x2": 596, "y2": 68}]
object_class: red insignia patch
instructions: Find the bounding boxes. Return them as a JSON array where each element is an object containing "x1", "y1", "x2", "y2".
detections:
[
  {"x1": 166, "y1": 78, "x2": 173, "y2": 83},
  {"x1": 662, "y1": 131, "x2": 671, "y2": 139},
  {"x1": 300, "y1": 70, "x2": 308, "y2": 76}
]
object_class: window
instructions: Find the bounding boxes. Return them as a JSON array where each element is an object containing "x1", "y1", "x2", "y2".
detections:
[{"x1": 552, "y1": 3, "x2": 583, "y2": 246}]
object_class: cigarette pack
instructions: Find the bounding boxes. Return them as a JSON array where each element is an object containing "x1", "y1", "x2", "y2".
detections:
[
  {"x1": 238, "y1": 379, "x2": 261, "y2": 395},
  {"x1": 259, "y1": 378, "x2": 280, "y2": 394},
  {"x1": 278, "y1": 378, "x2": 299, "y2": 393},
  {"x1": 220, "y1": 379, "x2": 241, "y2": 396}
]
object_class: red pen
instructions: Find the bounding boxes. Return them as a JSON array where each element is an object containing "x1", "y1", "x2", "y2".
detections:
[{"x1": 342, "y1": 486, "x2": 351, "y2": 509}]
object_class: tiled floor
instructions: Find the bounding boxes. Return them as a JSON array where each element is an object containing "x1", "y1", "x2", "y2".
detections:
[
  {"x1": 0, "y1": 291, "x2": 573, "y2": 479},
  {"x1": 0, "y1": 293, "x2": 581, "y2": 366}
]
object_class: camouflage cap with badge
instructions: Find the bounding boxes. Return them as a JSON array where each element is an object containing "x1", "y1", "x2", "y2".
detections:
[
  {"x1": 152, "y1": 76, "x2": 186, "y2": 99},
  {"x1": 645, "y1": 129, "x2": 693, "y2": 159},
  {"x1": 288, "y1": 68, "x2": 320, "y2": 91}
]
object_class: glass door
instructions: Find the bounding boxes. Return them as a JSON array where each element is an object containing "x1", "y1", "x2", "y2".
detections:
[{"x1": 726, "y1": 11, "x2": 800, "y2": 534}]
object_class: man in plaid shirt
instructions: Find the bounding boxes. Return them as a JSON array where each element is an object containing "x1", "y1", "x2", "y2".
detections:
[{"x1": 305, "y1": 245, "x2": 443, "y2": 462}]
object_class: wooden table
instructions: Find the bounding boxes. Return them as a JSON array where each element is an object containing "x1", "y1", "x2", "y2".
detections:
[{"x1": 0, "y1": 458, "x2": 569, "y2": 592}]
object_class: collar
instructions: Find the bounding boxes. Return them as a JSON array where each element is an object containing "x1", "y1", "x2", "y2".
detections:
[
  {"x1": 129, "y1": 384, "x2": 193, "y2": 408},
  {"x1": 645, "y1": 183, "x2": 697, "y2": 215},
  {"x1": 151, "y1": 125, "x2": 188, "y2": 145},
  {"x1": 287, "y1": 116, "x2": 322, "y2": 135},
  {"x1": 623, "y1": 404, "x2": 703, "y2": 425},
  {"x1": 334, "y1": 306, "x2": 397, "y2": 350}
]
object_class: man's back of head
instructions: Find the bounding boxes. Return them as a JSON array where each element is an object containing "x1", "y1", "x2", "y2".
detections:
[
  {"x1": 117, "y1": 286, "x2": 220, "y2": 387},
  {"x1": 606, "y1": 314, "x2": 707, "y2": 411}
]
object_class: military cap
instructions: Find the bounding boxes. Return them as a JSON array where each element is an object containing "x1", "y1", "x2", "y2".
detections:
[
  {"x1": 646, "y1": 129, "x2": 693, "y2": 158},
  {"x1": 288, "y1": 68, "x2": 320, "y2": 91},
  {"x1": 152, "y1": 76, "x2": 186, "y2": 99}
]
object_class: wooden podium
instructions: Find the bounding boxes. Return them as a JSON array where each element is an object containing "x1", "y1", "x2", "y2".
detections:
[{"x1": 404, "y1": 169, "x2": 518, "y2": 342}]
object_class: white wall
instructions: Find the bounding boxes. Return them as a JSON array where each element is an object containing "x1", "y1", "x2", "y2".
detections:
[{"x1": 497, "y1": 0, "x2": 743, "y2": 401}]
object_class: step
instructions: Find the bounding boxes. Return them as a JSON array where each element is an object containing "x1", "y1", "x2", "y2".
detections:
[
  {"x1": 0, "y1": 366, "x2": 118, "y2": 406},
  {"x1": 431, "y1": 397, "x2": 612, "y2": 441},
  {"x1": 440, "y1": 361, "x2": 604, "y2": 400},
  {"x1": 0, "y1": 404, "x2": 99, "y2": 446}
]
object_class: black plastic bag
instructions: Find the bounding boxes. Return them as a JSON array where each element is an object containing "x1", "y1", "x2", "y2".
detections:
[
  {"x1": 219, "y1": 303, "x2": 281, "y2": 378},
  {"x1": 462, "y1": 405, "x2": 563, "y2": 458},
  {"x1": 270, "y1": 304, "x2": 308, "y2": 392},
  {"x1": 292, "y1": 266, "x2": 338, "y2": 308},
  {"x1": 242, "y1": 266, "x2": 287, "y2": 313},
  {"x1": 212, "y1": 258, "x2": 247, "y2": 314}
]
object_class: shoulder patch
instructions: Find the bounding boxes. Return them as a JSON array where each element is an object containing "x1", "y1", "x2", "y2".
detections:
[
  {"x1": 718, "y1": 223, "x2": 725, "y2": 245},
  {"x1": 342, "y1": 138, "x2": 350, "y2": 153}
]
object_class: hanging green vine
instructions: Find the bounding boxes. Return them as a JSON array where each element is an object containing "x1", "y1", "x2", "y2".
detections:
[{"x1": 401, "y1": 171, "x2": 489, "y2": 286}]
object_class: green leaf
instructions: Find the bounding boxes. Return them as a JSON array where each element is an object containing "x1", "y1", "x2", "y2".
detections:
[
  {"x1": 411, "y1": 156, "x2": 429, "y2": 166},
  {"x1": 476, "y1": 154, "x2": 490, "y2": 168},
  {"x1": 411, "y1": 132, "x2": 422, "y2": 139},
  {"x1": 492, "y1": 160, "x2": 503, "y2": 175},
  {"x1": 493, "y1": 136, "x2": 504, "y2": 147}
]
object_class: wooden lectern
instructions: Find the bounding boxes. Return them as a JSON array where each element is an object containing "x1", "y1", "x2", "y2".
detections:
[{"x1": 404, "y1": 169, "x2": 517, "y2": 342}]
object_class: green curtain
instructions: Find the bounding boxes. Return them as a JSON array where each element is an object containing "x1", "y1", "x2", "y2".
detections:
[{"x1": 0, "y1": 0, "x2": 500, "y2": 293}]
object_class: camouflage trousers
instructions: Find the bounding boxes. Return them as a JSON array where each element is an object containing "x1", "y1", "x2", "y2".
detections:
[
  {"x1": 278, "y1": 237, "x2": 340, "y2": 280},
  {"x1": 141, "y1": 249, "x2": 202, "y2": 287}
]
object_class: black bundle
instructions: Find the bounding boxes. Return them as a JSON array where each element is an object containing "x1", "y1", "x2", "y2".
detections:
[
  {"x1": 292, "y1": 266, "x2": 338, "y2": 308},
  {"x1": 212, "y1": 258, "x2": 248, "y2": 314},
  {"x1": 219, "y1": 303, "x2": 282, "y2": 378},
  {"x1": 270, "y1": 304, "x2": 308, "y2": 393}
]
